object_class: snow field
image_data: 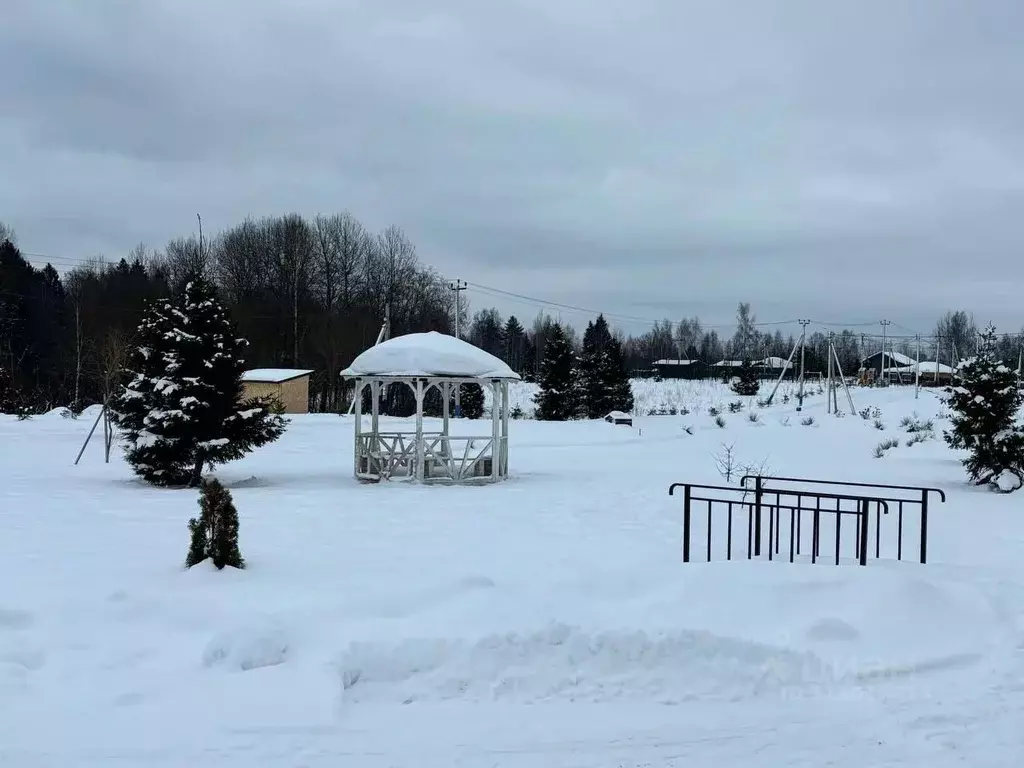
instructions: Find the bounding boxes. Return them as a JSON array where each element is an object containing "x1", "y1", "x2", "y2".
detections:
[{"x1": 2, "y1": 383, "x2": 1024, "y2": 765}]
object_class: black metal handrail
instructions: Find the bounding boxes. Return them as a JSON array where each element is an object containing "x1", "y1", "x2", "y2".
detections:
[
  {"x1": 738, "y1": 475, "x2": 945, "y2": 563},
  {"x1": 669, "y1": 482, "x2": 888, "y2": 566}
]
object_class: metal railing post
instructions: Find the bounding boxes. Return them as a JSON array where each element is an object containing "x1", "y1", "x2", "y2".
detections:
[
  {"x1": 920, "y1": 489, "x2": 929, "y2": 564},
  {"x1": 683, "y1": 484, "x2": 692, "y2": 563},
  {"x1": 753, "y1": 475, "x2": 764, "y2": 556},
  {"x1": 859, "y1": 499, "x2": 869, "y2": 566}
]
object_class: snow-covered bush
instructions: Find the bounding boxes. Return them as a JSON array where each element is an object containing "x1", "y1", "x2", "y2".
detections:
[
  {"x1": 874, "y1": 437, "x2": 900, "y2": 458},
  {"x1": 900, "y1": 413, "x2": 934, "y2": 434},
  {"x1": 187, "y1": 477, "x2": 244, "y2": 570}
]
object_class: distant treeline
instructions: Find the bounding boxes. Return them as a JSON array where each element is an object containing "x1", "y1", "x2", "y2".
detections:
[{"x1": 2, "y1": 215, "x2": 1020, "y2": 414}]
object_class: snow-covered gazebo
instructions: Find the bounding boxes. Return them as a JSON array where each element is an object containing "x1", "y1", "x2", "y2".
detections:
[{"x1": 341, "y1": 332, "x2": 520, "y2": 484}]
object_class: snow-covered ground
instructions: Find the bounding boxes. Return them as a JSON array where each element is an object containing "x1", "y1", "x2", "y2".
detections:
[
  {"x1": 3, "y1": 382, "x2": 1024, "y2": 767},
  {"x1": 491, "y1": 376, "x2": 813, "y2": 418}
]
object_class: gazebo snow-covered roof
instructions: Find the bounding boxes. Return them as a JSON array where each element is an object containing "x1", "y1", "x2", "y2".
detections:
[
  {"x1": 342, "y1": 332, "x2": 518, "y2": 484},
  {"x1": 340, "y1": 331, "x2": 520, "y2": 380}
]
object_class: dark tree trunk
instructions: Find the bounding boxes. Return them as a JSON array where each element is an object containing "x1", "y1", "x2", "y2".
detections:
[{"x1": 189, "y1": 454, "x2": 205, "y2": 487}]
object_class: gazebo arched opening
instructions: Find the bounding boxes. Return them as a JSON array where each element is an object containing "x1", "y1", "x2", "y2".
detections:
[{"x1": 341, "y1": 332, "x2": 520, "y2": 484}]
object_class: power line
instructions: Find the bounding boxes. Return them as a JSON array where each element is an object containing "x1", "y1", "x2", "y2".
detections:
[
  {"x1": 465, "y1": 280, "x2": 944, "y2": 336},
  {"x1": 466, "y1": 281, "x2": 800, "y2": 330}
]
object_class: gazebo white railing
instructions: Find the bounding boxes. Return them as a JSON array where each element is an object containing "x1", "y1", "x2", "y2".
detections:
[{"x1": 341, "y1": 332, "x2": 519, "y2": 485}]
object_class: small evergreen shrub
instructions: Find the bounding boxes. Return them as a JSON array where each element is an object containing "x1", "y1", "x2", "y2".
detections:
[
  {"x1": 747, "y1": 411, "x2": 759, "y2": 423},
  {"x1": 708, "y1": 406, "x2": 721, "y2": 417},
  {"x1": 715, "y1": 415, "x2": 727, "y2": 428},
  {"x1": 873, "y1": 437, "x2": 900, "y2": 458},
  {"x1": 801, "y1": 416, "x2": 815, "y2": 426},
  {"x1": 728, "y1": 400, "x2": 744, "y2": 413},
  {"x1": 874, "y1": 419, "x2": 885, "y2": 430},
  {"x1": 187, "y1": 477, "x2": 244, "y2": 570},
  {"x1": 900, "y1": 414, "x2": 934, "y2": 434},
  {"x1": 510, "y1": 404, "x2": 524, "y2": 420},
  {"x1": 731, "y1": 360, "x2": 761, "y2": 396}
]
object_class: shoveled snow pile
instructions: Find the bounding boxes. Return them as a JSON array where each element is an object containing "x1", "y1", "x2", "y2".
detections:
[
  {"x1": 341, "y1": 332, "x2": 520, "y2": 380},
  {"x1": 994, "y1": 469, "x2": 1023, "y2": 493}
]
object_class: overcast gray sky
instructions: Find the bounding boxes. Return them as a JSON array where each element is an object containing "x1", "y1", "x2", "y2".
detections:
[{"x1": 2, "y1": 0, "x2": 1023, "y2": 337}]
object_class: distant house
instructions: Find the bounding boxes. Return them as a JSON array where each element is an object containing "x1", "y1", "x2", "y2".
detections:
[
  {"x1": 761, "y1": 356, "x2": 793, "y2": 371},
  {"x1": 712, "y1": 358, "x2": 793, "y2": 378},
  {"x1": 241, "y1": 369, "x2": 314, "y2": 414},
  {"x1": 652, "y1": 359, "x2": 706, "y2": 380},
  {"x1": 604, "y1": 410, "x2": 633, "y2": 427},
  {"x1": 861, "y1": 351, "x2": 916, "y2": 378},
  {"x1": 883, "y1": 361, "x2": 955, "y2": 386}
]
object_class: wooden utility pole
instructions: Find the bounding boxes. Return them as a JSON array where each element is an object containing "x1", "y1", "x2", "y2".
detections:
[
  {"x1": 449, "y1": 279, "x2": 468, "y2": 416},
  {"x1": 879, "y1": 320, "x2": 891, "y2": 385},
  {"x1": 797, "y1": 319, "x2": 810, "y2": 410},
  {"x1": 826, "y1": 331, "x2": 834, "y2": 414},
  {"x1": 915, "y1": 334, "x2": 921, "y2": 399},
  {"x1": 449, "y1": 279, "x2": 467, "y2": 339}
]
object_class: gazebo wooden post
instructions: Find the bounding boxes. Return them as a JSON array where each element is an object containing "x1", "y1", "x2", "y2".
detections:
[
  {"x1": 501, "y1": 380, "x2": 510, "y2": 476},
  {"x1": 442, "y1": 380, "x2": 450, "y2": 440},
  {"x1": 353, "y1": 379, "x2": 362, "y2": 479},
  {"x1": 490, "y1": 379, "x2": 500, "y2": 481},
  {"x1": 370, "y1": 379, "x2": 380, "y2": 438},
  {"x1": 414, "y1": 378, "x2": 425, "y2": 482}
]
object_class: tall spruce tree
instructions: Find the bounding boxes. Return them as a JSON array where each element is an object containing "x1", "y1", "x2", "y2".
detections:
[
  {"x1": 944, "y1": 323, "x2": 1024, "y2": 491},
  {"x1": 533, "y1": 322, "x2": 577, "y2": 420},
  {"x1": 502, "y1": 315, "x2": 526, "y2": 372},
  {"x1": 111, "y1": 277, "x2": 287, "y2": 487},
  {"x1": 579, "y1": 315, "x2": 614, "y2": 418},
  {"x1": 577, "y1": 315, "x2": 634, "y2": 417},
  {"x1": 603, "y1": 334, "x2": 634, "y2": 414}
]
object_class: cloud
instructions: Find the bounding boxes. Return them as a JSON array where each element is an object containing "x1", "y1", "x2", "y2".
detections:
[{"x1": 2, "y1": 0, "x2": 1024, "y2": 334}]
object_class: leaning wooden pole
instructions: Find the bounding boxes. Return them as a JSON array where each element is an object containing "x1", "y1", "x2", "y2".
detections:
[{"x1": 74, "y1": 404, "x2": 106, "y2": 466}]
